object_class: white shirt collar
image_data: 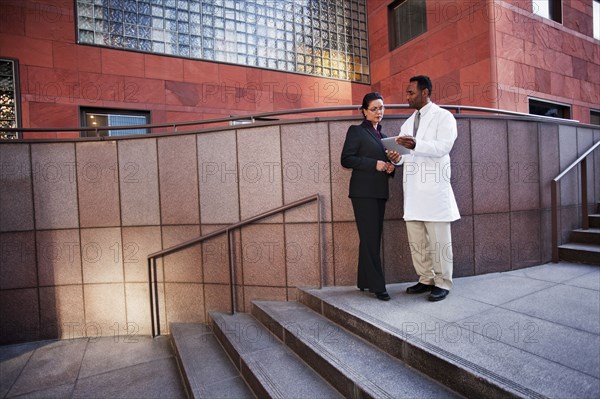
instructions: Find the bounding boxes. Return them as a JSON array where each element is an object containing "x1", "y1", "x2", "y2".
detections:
[{"x1": 417, "y1": 100, "x2": 433, "y2": 117}]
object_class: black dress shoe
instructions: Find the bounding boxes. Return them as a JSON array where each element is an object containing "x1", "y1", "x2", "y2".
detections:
[
  {"x1": 359, "y1": 287, "x2": 367, "y2": 292},
  {"x1": 428, "y1": 287, "x2": 449, "y2": 302},
  {"x1": 375, "y1": 291, "x2": 391, "y2": 301},
  {"x1": 406, "y1": 282, "x2": 434, "y2": 294}
]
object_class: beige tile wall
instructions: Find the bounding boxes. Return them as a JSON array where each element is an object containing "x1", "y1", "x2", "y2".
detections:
[{"x1": 0, "y1": 117, "x2": 597, "y2": 344}]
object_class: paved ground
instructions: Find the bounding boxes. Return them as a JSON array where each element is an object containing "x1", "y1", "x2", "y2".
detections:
[
  {"x1": 0, "y1": 335, "x2": 185, "y2": 399},
  {"x1": 1, "y1": 261, "x2": 598, "y2": 398},
  {"x1": 307, "y1": 261, "x2": 600, "y2": 399}
]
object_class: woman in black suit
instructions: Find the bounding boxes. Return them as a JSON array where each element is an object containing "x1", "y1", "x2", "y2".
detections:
[{"x1": 341, "y1": 92, "x2": 395, "y2": 301}]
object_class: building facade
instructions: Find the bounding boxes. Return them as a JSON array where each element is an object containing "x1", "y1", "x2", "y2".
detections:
[
  {"x1": 0, "y1": 1, "x2": 599, "y2": 344},
  {"x1": 0, "y1": 0, "x2": 599, "y2": 139}
]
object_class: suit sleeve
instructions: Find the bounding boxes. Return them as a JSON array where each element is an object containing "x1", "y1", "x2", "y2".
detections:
[
  {"x1": 413, "y1": 110, "x2": 457, "y2": 158},
  {"x1": 341, "y1": 125, "x2": 377, "y2": 172}
]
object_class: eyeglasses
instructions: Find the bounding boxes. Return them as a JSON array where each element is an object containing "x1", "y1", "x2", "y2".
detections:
[{"x1": 367, "y1": 106, "x2": 385, "y2": 112}]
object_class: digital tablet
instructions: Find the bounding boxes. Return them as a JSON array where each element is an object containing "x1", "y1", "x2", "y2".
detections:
[{"x1": 381, "y1": 137, "x2": 412, "y2": 155}]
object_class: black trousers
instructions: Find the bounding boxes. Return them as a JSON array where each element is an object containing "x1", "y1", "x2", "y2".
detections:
[{"x1": 351, "y1": 197, "x2": 387, "y2": 293}]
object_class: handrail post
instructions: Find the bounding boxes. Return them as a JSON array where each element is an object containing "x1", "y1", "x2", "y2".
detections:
[
  {"x1": 148, "y1": 258, "x2": 155, "y2": 337},
  {"x1": 581, "y1": 158, "x2": 589, "y2": 230},
  {"x1": 316, "y1": 195, "x2": 323, "y2": 289},
  {"x1": 227, "y1": 229, "x2": 235, "y2": 315},
  {"x1": 153, "y1": 258, "x2": 160, "y2": 336},
  {"x1": 551, "y1": 180, "x2": 559, "y2": 263}
]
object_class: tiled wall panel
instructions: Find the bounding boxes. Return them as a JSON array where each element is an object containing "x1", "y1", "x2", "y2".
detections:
[
  {"x1": 0, "y1": 116, "x2": 594, "y2": 344},
  {"x1": 0, "y1": 144, "x2": 34, "y2": 232}
]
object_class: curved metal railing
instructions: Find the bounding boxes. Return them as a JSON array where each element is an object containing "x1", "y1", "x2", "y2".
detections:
[
  {"x1": 1, "y1": 104, "x2": 585, "y2": 140},
  {"x1": 146, "y1": 194, "x2": 321, "y2": 337}
]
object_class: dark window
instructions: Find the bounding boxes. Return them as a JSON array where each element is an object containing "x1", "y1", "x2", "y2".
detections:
[
  {"x1": 388, "y1": 0, "x2": 427, "y2": 50},
  {"x1": 529, "y1": 98, "x2": 571, "y2": 119},
  {"x1": 80, "y1": 108, "x2": 150, "y2": 138},
  {"x1": 532, "y1": 0, "x2": 562, "y2": 23},
  {"x1": 0, "y1": 58, "x2": 20, "y2": 139},
  {"x1": 590, "y1": 110, "x2": 600, "y2": 126}
]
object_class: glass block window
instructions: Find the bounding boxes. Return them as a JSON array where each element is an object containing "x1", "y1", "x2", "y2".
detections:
[
  {"x1": 76, "y1": 0, "x2": 370, "y2": 83},
  {"x1": 81, "y1": 107, "x2": 150, "y2": 137},
  {"x1": 0, "y1": 59, "x2": 19, "y2": 140}
]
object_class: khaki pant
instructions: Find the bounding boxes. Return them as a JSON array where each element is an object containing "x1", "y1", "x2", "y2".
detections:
[{"x1": 405, "y1": 221, "x2": 453, "y2": 290}]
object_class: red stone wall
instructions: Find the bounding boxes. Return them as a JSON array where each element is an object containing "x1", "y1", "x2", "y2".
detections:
[
  {"x1": 368, "y1": 0, "x2": 599, "y2": 123},
  {"x1": 494, "y1": 1, "x2": 599, "y2": 122},
  {"x1": 0, "y1": 0, "x2": 369, "y2": 139},
  {"x1": 368, "y1": 0, "x2": 496, "y2": 108}
]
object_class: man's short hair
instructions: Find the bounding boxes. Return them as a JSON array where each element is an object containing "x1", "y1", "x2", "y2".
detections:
[{"x1": 409, "y1": 75, "x2": 432, "y2": 97}]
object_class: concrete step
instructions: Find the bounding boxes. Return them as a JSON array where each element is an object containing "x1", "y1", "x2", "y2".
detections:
[
  {"x1": 252, "y1": 300, "x2": 461, "y2": 399},
  {"x1": 570, "y1": 228, "x2": 600, "y2": 245},
  {"x1": 297, "y1": 289, "x2": 548, "y2": 399},
  {"x1": 590, "y1": 214, "x2": 600, "y2": 228},
  {"x1": 210, "y1": 311, "x2": 342, "y2": 399},
  {"x1": 170, "y1": 323, "x2": 254, "y2": 399},
  {"x1": 559, "y1": 242, "x2": 600, "y2": 265}
]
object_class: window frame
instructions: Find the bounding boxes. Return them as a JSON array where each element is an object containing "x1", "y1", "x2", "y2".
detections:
[
  {"x1": 528, "y1": 97, "x2": 571, "y2": 120},
  {"x1": 0, "y1": 58, "x2": 21, "y2": 139},
  {"x1": 590, "y1": 109, "x2": 600, "y2": 126},
  {"x1": 532, "y1": 0, "x2": 563, "y2": 24},
  {"x1": 79, "y1": 107, "x2": 151, "y2": 138},
  {"x1": 593, "y1": 0, "x2": 600, "y2": 40},
  {"x1": 387, "y1": 0, "x2": 428, "y2": 51}
]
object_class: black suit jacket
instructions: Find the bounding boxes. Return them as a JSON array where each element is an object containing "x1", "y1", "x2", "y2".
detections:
[{"x1": 341, "y1": 121, "x2": 394, "y2": 199}]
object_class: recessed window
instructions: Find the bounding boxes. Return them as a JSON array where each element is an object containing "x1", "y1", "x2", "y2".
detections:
[
  {"x1": 593, "y1": 0, "x2": 600, "y2": 40},
  {"x1": 80, "y1": 108, "x2": 150, "y2": 138},
  {"x1": 532, "y1": 0, "x2": 562, "y2": 23},
  {"x1": 529, "y1": 98, "x2": 571, "y2": 119},
  {"x1": 388, "y1": 0, "x2": 427, "y2": 50},
  {"x1": 0, "y1": 59, "x2": 20, "y2": 140},
  {"x1": 590, "y1": 109, "x2": 600, "y2": 126}
]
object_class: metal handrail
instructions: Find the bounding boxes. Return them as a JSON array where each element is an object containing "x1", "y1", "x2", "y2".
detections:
[
  {"x1": 551, "y1": 141, "x2": 600, "y2": 262},
  {"x1": 1, "y1": 104, "x2": 585, "y2": 139},
  {"x1": 147, "y1": 194, "x2": 321, "y2": 337}
]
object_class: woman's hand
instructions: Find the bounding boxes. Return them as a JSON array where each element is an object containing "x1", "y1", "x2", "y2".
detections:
[{"x1": 376, "y1": 160, "x2": 388, "y2": 172}]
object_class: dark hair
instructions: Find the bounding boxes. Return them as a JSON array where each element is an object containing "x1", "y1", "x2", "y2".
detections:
[
  {"x1": 360, "y1": 92, "x2": 383, "y2": 119},
  {"x1": 360, "y1": 92, "x2": 384, "y2": 110},
  {"x1": 409, "y1": 75, "x2": 432, "y2": 97}
]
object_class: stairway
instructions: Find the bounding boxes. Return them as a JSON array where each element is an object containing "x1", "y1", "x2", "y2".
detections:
[
  {"x1": 170, "y1": 289, "x2": 552, "y2": 399},
  {"x1": 558, "y1": 202, "x2": 600, "y2": 265}
]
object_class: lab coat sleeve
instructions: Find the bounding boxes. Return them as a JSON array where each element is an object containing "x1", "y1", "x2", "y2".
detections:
[{"x1": 413, "y1": 111, "x2": 457, "y2": 158}]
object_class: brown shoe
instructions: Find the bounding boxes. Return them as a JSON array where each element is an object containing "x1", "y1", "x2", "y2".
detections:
[{"x1": 406, "y1": 283, "x2": 434, "y2": 294}]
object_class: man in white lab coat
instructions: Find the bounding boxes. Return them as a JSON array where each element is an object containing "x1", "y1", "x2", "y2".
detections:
[{"x1": 387, "y1": 75, "x2": 460, "y2": 301}]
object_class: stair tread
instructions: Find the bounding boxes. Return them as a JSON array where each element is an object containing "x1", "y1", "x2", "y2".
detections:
[
  {"x1": 170, "y1": 323, "x2": 254, "y2": 399},
  {"x1": 572, "y1": 228, "x2": 600, "y2": 233},
  {"x1": 254, "y1": 300, "x2": 459, "y2": 399},
  {"x1": 210, "y1": 311, "x2": 343, "y2": 399},
  {"x1": 559, "y1": 242, "x2": 600, "y2": 252}
]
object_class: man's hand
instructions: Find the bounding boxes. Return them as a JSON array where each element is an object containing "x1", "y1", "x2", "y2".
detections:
[
  {"x1": 384, "y1": 162, "x2": 395, "y2": 174},
  {"x1": 386, "y1": 150, "x2": 401, "y2": 163},
  {"x1": 396, "y1": 135, "x2": 416, "y2": 150}
]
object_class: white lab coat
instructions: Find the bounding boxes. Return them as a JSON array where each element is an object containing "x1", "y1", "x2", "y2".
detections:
[{"x1": 397, "y1": 102, "x2": 460, "y2": 222}]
